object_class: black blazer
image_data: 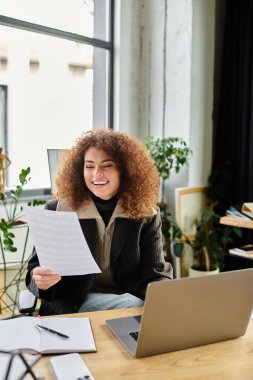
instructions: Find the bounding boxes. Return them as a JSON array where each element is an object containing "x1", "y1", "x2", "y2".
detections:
[{"x1": 26, "y1": 200, "x2": 173, "y2": 315}]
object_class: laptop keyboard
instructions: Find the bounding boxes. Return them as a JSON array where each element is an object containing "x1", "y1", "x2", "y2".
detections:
[
  {"x1": 133, "y1": 315, "x2": 142, "y2": 323},
  {"x1": 128, "y1": 331, "x2": 139, "y2": 341}
]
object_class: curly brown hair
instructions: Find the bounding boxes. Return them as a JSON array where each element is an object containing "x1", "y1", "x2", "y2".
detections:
[{"x1": 55, "y1": 129, "x2": 159, "y2": 219}]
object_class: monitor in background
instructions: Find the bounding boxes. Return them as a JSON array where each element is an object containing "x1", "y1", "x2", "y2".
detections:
[{"x1": 47, "y1": 149, "x2": 68, "y2": 194}]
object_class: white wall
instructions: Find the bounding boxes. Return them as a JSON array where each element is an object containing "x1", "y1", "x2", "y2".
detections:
[
  {"x1": 114, "y1": 0, "x2": 216, "y2": 215},
  {"x1": 189, "y1": 0, "x2": 215, "y2": 186}
]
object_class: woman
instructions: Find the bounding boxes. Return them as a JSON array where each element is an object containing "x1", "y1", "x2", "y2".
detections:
[{"x1": 26, "y1": 129, "x2": 173, "y2": 315}]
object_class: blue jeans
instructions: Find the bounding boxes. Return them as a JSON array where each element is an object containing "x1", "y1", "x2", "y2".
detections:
[{"x1": 78, "y1": 292, "x2": 144, "y2": 312}]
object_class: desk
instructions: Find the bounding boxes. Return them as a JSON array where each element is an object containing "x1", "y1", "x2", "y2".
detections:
[{"x1": 28, "y1": 307, "x2": 253, "y2": 380}]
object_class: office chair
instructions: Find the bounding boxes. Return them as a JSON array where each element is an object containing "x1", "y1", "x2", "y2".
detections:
[{"x1": 18, "y1": 289, "x2": 37, "y2": 316}]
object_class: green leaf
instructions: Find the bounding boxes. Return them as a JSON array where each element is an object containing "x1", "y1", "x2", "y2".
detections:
[
  {"x1": 173, "y1": 242, "x2": 185, "y2": 257},
  {"x1": 163, "y1": 242, "x2": 171, "y2": 251},
  {"x1": 31, "y1": 199, "x2": 47, "y2": 207},
  {"x1": 145, "y1": 136, "x2": 192, "y2": 181},
  {"x1": 0, "y1": 165, "x2": 44, "y2": 253},
  {"x1": 8, "y1": 246, "x2": 17, "y2": 252},
  {"x1": 3, "y1": 238, "x2": 11, "y2": 245},
  {"x1": 233, "y1": 227, "x2": 243, "y2": 237},
  {"x1": 0, "y1": 219, "x2": 8, "y2": 228}
]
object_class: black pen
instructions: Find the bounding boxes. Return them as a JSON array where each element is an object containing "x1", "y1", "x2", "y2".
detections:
[{"x1": 36, "y1": 324, "x2": 70, "y2": 339}]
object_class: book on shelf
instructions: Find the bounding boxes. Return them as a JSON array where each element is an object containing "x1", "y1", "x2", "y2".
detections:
[
  {"x1": 0, "y1": 317, "x2": 96, "y2": 354},
  {"x1": 241, "y1": 203, "x2": 253, "y2": 219},
  {"x1": 229, "y1": 245, "x2": 253, "y2": 258},
  {"x1": 220, "y1": 204, "x2": 253, "y2": 229},
  {"x1": 226, "y1": 206, "x2": 250, "y2": 220},
  {"x1": 220, "y1": 215, "x2": 253, "y2": 228}
]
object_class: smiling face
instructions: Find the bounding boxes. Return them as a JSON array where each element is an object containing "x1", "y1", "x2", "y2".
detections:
[{"x1": 83, "y1": 147, "x2": 121, "y2": 200}]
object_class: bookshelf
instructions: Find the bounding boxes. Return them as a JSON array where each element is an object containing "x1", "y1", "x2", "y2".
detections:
[
  {"x1": 220, "y1": 215, "x2": 253, "y2": 271},
  {"x1": 220, "y1": 215, "x2": 253, "y2": 229}
]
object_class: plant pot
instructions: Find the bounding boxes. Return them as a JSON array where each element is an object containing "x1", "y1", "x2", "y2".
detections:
[{"x1": 189, "y1": 266, "x2": 219, "y2": 278}]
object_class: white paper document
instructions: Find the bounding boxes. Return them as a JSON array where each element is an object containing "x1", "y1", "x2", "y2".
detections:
[{"x1": 23, "y1": 206, "x2": 101, "y2": 276}]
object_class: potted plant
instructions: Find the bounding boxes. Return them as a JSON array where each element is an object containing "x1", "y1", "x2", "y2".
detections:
[
  {"x1": 145, "y1": 136, "x2": 192, "y2": 257},
  {"x1": 0, "y1": 167, "x2": 46, "y2": 316},
  {"x1": 174, "y1": 203, "x2": 242, "y2": 277},
  {"x1": 0, "y1": 167, "x2": 46, "y2": 252},
  {"x1": 189, "y1": 205, "x2": 223, "y2": 276}
]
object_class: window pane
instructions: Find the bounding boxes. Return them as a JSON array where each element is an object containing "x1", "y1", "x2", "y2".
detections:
[
  {"x1": 0, "y1": 0, "x2": 110, "y2": 41},
  {"x1": 0, "y1": 85, "x2": 8, "y2": 151},
  {"x1": 0, "y1": 24, "x2": 109, "y2": 189}
]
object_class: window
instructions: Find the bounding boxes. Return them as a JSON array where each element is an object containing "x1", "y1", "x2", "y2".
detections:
[
  {"x1": 0, "y1": 85, "x2": 8, "y2": 153},
  {"x1": 0, "y1": 0, "x2": 114, "y2": 190}
]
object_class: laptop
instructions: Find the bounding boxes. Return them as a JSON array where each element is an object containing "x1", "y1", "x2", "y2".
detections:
[{"x1": 106, "y1": 269, "x2": 253, "y2": 358}]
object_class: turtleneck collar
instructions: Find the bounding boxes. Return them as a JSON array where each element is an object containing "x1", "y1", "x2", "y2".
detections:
[{"x1": 91, "y1": 194, "x2": 118, "y2": 205}]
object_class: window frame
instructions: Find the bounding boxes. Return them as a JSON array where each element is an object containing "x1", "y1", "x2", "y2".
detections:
[
  {"x1": 0, "y1": 84, "x2": 8, "y2": 154},
  {"x1": 0, "y1": 0, "x2": 114, "y2": 197}
]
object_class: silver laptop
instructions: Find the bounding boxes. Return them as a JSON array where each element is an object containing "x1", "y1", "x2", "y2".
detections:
[{"x1": 106, "y1": 269, "x2": 253, "y2": 358}]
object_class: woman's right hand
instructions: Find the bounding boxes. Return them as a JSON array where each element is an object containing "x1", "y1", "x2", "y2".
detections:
[{"x1": 32, "y1": 267, "x2": 61, "y2": 290}]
